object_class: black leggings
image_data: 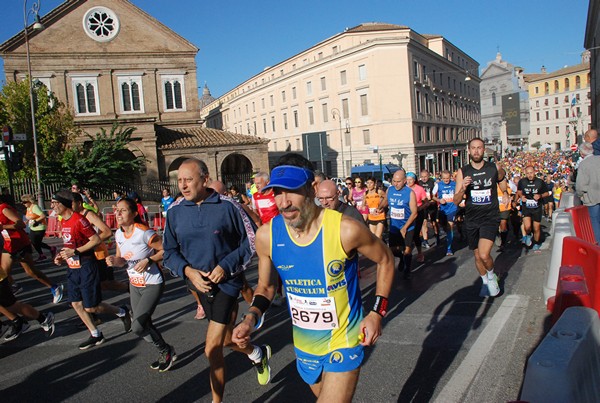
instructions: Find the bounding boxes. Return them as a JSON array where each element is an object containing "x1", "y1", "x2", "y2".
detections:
[{"x1": 28, "y1": 230, "x2": 52, "y2": 255}]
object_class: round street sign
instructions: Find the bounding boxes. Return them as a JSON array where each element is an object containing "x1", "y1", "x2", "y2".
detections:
[
  {"x1": 570, "y1": 144, "x2": 578, "y2": 151},
  {"x1": 452, "y1": 149, "x2": 459, "y2": 157}
]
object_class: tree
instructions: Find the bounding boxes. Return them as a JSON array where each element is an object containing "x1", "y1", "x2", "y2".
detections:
[
  {"x1": 530, "y1": 141, "x2": 542, "y2": 150},
  {"x1": 43, "y1": 123, "x2": 146, "y2": 192},
  {"x1": 0, "y1": 79, "x2": 78, "y2": 181}
]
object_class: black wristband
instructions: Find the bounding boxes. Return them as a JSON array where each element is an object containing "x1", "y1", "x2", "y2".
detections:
[
  {"x1": 251, "y1": 294, "x2": 271, "y2": 314},
  {"x1": 372, "y1": 295, "x2": 388, "y2": 317}
]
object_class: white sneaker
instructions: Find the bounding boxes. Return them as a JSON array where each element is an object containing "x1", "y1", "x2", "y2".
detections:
[{"x1": 486, "y1": 274, "x2": 501, "y2": 297}]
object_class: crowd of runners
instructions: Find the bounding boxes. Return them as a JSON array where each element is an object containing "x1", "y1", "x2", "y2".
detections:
[{"x1": 0, "y1": 135, "x2": 585, "y2": 402}]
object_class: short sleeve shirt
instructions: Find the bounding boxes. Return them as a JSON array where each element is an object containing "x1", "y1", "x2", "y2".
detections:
[{"x1": 60, "y1": 211, "x2": 97, "y2": 255}]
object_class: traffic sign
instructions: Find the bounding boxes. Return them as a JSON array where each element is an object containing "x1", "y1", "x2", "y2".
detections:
[
  {"x1": 2, "y1": 126, "x2": 10, "y2": 146},
  {"x1": 425, "y1": 154, "x2": 434, "y2": 160},
  {"x1": 13, "y1": 133, "x2": 26, "y2": 141},
  {"x1": 452, "y1": 149, "x2": 459, "y2": 157},
  {"x1": 570, "y1": 144, "x2": 578, "y2": 151}
]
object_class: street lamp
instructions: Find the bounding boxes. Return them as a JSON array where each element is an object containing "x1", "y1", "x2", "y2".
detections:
[
  {"x1": 345, "y1": 119, "x2": 352, "y2": 172},
  {"x1": 24, "y1": 0, "x2": 45, "y2": 208},
  {"x1": 332, "y1": 108, "x2": 345, "y2": 177}
]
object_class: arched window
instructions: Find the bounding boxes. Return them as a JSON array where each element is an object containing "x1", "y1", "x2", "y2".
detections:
[
  {"x1": 544, "y1": 82, "x2": 549, "y2": 94},
  {"x1": 554, "y1": 80, "x2": 559, "y2": 93},
  {"x1": 575, "y1": 76, "x2": 581, "y2": 89},
  {"x1": 492, "y1": 92, "x2": 496, "y2": 106},
  {"x1": 565, "y1": 78, "x2": 570, "y2": 90}
]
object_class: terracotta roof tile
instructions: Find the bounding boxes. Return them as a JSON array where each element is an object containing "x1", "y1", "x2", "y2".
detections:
[{"x1": 156, "y1": 125, "x2": 269, "y2": 150}]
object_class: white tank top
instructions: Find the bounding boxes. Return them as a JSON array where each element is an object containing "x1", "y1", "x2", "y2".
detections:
[{"x1": 115, "y1": 224, "x2": 162, "y2": 287}]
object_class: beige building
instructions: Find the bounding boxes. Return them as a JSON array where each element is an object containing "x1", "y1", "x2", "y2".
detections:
[
  {"x1": 524, "y1": 56, "x2": 591, "y2": 151},
  {"x1": 1, "y1": 0, "x2": 268, "y2": 188},
  {"x1": 202, "y1": 23, "x2": 481, "y2": 176}
]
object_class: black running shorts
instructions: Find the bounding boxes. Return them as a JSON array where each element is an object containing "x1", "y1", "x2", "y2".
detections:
[{"x1": 465, "y1": 216, "x2": 500, "y2": 250}]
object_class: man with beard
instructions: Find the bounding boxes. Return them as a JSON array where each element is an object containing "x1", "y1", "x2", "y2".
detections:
[
  {"x1": 517, "y1": 166, "x2": 551, "y2": 252},
  {"x1": 232, "y1": 153, "x2": 394, "y2": 403},
  {"x1": 454, "y1": 138, "x2": 509, "y2": 297}
]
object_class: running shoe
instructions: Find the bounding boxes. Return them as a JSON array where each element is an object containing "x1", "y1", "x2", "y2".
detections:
[
  {"x1": 486, "y1": 274, "x2": 501, "y2": 297},
  {"x1": 151, "y1": 345, "x2": 177, "y2": 372},
  {"x1": 416, "y1": 253, "x2": 425, "y2": 263},
  {"x1": 120, "y1": 306, "x2": 132, "y2": 333},
  {"x1": 446, "y1": 249, "x2": 454, "y2": 256},
  {"x1": 194, "y1": 304, "x2": 206, "y2": 320},
  {"x1": 421, "y1": 240, "x2": 431, "y2": 249},
  {"x1": 41, "y1": 312, "x2": 55, "y2": 337},
  {"x1": 79, "y1": 333, "x2": 105, "y2": 350},
  {"x1": 254, "y1": 344, "x2": 272, "y2": 385},
  {"x1": 532, "y1": 244, "x2": 542, "y2": 253},
  {"x1": 51, "y1": 284, "x2": 64, "y2": 304},
  {"x1": 4, "y1": 317, "x2": 30, "y2": 341},
  {"x1": 35, "y1": 254, "x2": 47, "y2": 262},
  {"x1": 11, "y1": 283, "x2": 23, "y2": 296},
  {"x1": 525, "y1": 235, "x2": 532, "y2": 247},
  {"x1": 479, "y1": 283, "x2": 490, "y2": 297}
]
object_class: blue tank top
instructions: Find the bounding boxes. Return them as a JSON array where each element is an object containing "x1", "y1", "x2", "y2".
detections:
[
  {"x1": 387, "y1": 185, "x2": 414, "y2": 233},
  {"x1": 270, "y1": 209, "x2": 363, "y2": 355},
  {"x1": 437, "y1": 181, "x2": 458, "y2": 215}
]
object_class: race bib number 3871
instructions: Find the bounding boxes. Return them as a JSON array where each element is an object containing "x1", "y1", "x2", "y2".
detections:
[
  {"x1": 288, "y1": 293, "x2": 339, "y2": 330},
  {"x1": 470, "y1": 189, "x2": 492, "y2": 205}
]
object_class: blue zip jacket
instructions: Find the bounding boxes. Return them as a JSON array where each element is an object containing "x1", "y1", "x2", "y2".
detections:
[{"x1": 163, "y1": 190, "x2": 255, "y2": 297}]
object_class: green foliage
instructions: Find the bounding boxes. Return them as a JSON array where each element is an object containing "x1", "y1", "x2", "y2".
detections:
[
  {"x1": 42, "y1": 123, "x2": 146, "y2": 192},
  {"x1": 0, "y1": 78, "x2": 77, "y2": 181},
  {"x1": 530, "y1": 141, "x2": 542, "y2": 150}
]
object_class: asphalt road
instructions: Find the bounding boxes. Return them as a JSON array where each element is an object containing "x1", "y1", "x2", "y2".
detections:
[{"x1": 0, "y1": 229, "x2": 553, "y2": 402}]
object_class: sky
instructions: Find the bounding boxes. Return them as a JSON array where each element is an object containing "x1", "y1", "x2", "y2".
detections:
[{"x1": 0, "y1": 0, "x2": 591, "y2": 98}]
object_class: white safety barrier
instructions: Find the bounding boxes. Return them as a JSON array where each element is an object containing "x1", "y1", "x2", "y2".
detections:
[
  {"x1": 520, "y1": 307, "x2": 600, "y2": 403},
  {"x1": 543, "y1": 212, "x2": 576, "y2": 304},
  {"x1": 558, "y1": 191, "x2": 582, "y2": 210}
]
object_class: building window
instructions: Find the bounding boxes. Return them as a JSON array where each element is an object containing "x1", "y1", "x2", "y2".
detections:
[
  {"x1": 434, "y1": 96, "x2": 439, "y2": 116},
  {"x1": 363, "y1": 129, "x2": 370, "y2": 145},
  {"x1": 358, "y1": 64, "x2": 367, "y2": 81},
  {"x1": 565, "y1": 108, "x2": 570, "y2": 118},
  {"x1": 83, "y1": 6, "x2": 120, "y2": 42},
  {"x1": 546, "y1": 127, "x2": 550, "y2": 134},
  {"x1": 252, "y1": 102, "x2": 255, "y2": 112},
  {"x1": 544, "y1": 82, "x2": 549, "y2": 95},
  {"x1": 565, "y1": 78, "x2": 570, "y2": 90},
  {"x1": 342, "y1": 98, "x2": 349, "y2": 119},
  {"x1": 118, "y1": 75, "x2": 143, "y2": 113},
  {"x1": 491, "y1": 92, "x2": 496, "y2": 106},
  {"x1": 576, "y1": 75, "x2": 581, "y2": 89},
  {"x1": 424, "y1": 93, "x2": 430, "y2": 114},
  {"x1": 360, "y1": 94, "x2": 368, "y2": 116},
  {"x1": 537, "y1": 128, "x2": 540, "y2": 135},
  {"x1": 271, "y1": 116, "x2": 276, "y2": 132},
  {"x1": 270, "y1": 95, "x2": 274, "y2": 106},
  {"x1": 340, "y1": 70, "x2": 347, "y2": 85},
  {"x1": 413, "y1": 61, "x2": 419, "y2": 79},
  {"x1": 555, "y1": 126, "x2": 559, "y2": 134},
  {"x1": 292, "y1": 87, "x2": 297, "y2": 99},
  {"x1": 545, "y1": 111, "x2": 549, "y2": 120},
  {"x1": 263, "y1": 118, "x2": 267, "y2": 133},
  {"x1": 294, "y1": 110, "x2": 299, "y2": 127},
  {"x1": 442, "y1": 98, "x2": 446, "y2": 117},
  {"x1": 554, "y1": 80, "x2": 559, "y2": 92},
  {"x1": 308, "y1": 106, "x2": 314, "y2": 125},
  {"x1": 555, "y1": 110, "x2": 559, "y2": 118},
  {"x1": 306, "y1": 81, "x2": 312, "y2": 95},
  {"x1": 282, "y1": 90, "x2": 286, "y2": 102},
  {"x1": 535, "y1": 86, "x2": 539, "y2": 94},
  {"x1": 162, "y1": 75, "x2": 185, "y2": 111},
  {"x1": 320, "y1": 77, "x2": 326, "y2": 91},
  {"x1": 72, "y1": 76, "x2": 100, "y2": 115},
  {"x1": 283, "y1": 113, "x2": 288, "y2": 130},
  {"x1": 417, "y1": 126, "x2": 423, "y2": 142},
  {"x1": 261, "y1": 98, "x2": 265, "y2": 109},
  {"x1": 415, "y1": 90, "x2": 421, "y2": 113},
  {"x1": 322, "y1": 103, "x2": 328, "y2": 122}
]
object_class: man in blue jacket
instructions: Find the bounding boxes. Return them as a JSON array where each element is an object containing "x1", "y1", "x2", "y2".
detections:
[{"x1": 163, "y1": 158, "x2": 271, "y2": 403}]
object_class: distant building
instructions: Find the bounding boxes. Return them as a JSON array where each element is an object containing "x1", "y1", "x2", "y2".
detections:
[
  {"x1": 201, "y1": 23, "x2": 481, "y2": 175},
  {"x1": 480, "y1": 52, "x2": 529, "y2": 154},
  {"x1": 0, "y1": 0, "x2": 268, "y2": 186},
  {"x1": 524, "y1": 55, "x2": 591, "y2": 151},
  {"x1": 585, "y1": 0, "x2": 600, "y2": 130}
]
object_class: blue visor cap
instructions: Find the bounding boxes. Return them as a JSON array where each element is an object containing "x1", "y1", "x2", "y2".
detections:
[
  {"x1": 406, "y1": 172, "x2": 417, "y2": 179},
  {"x1": 262, "y1": 165, "x2": 315, "y2": 191}
]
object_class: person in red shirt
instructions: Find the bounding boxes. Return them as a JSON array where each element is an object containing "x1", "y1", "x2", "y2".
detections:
[
  {"x1": 52, "y1": 190, "x2": 131, "y2": 350},
  {"x1": 252, "y1": 172, "x2": 279, "y2": 224},
  {"x1": 0, "y1": 195, "x2": 63, "y2": 304}
]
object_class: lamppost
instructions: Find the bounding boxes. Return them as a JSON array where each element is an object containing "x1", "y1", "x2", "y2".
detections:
[
  {"x1": 24, "y1": 0, "x2": 45, "y2": 208},
  {"x1": 331, "y1": 108, "x2": 345, "y2": 177},
  {"x1": 345, "y1": 119, "x2": 352, "y2": 173}
]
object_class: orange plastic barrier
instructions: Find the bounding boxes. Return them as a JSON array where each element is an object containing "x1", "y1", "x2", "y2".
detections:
[
  {"x1": 550, "y1": 265, "x2": 592, "y2": 323},
  {"x1": 104, "y1": 213, "x2": 117, "y2": 230},
  {"x1": 565, "y1": 205, "x2": 597, "y2": 245},
  {"x1": 557, "y1": 236, "x2": 600, "y2": 317},
  {"x1": 153, "y1": 215, "x2": 166, "y2": 231},
  {"x1": 45, "y1": 216, "x2": 61, "y2": 237}
]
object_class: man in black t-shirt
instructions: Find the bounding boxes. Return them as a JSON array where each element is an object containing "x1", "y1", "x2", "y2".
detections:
[
  {"x1": 517, "y1": 166, "x2": 551, "y2": 252},
  {"x1": 454, "y1": 138, "x2": 509, "y2": 297}
]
